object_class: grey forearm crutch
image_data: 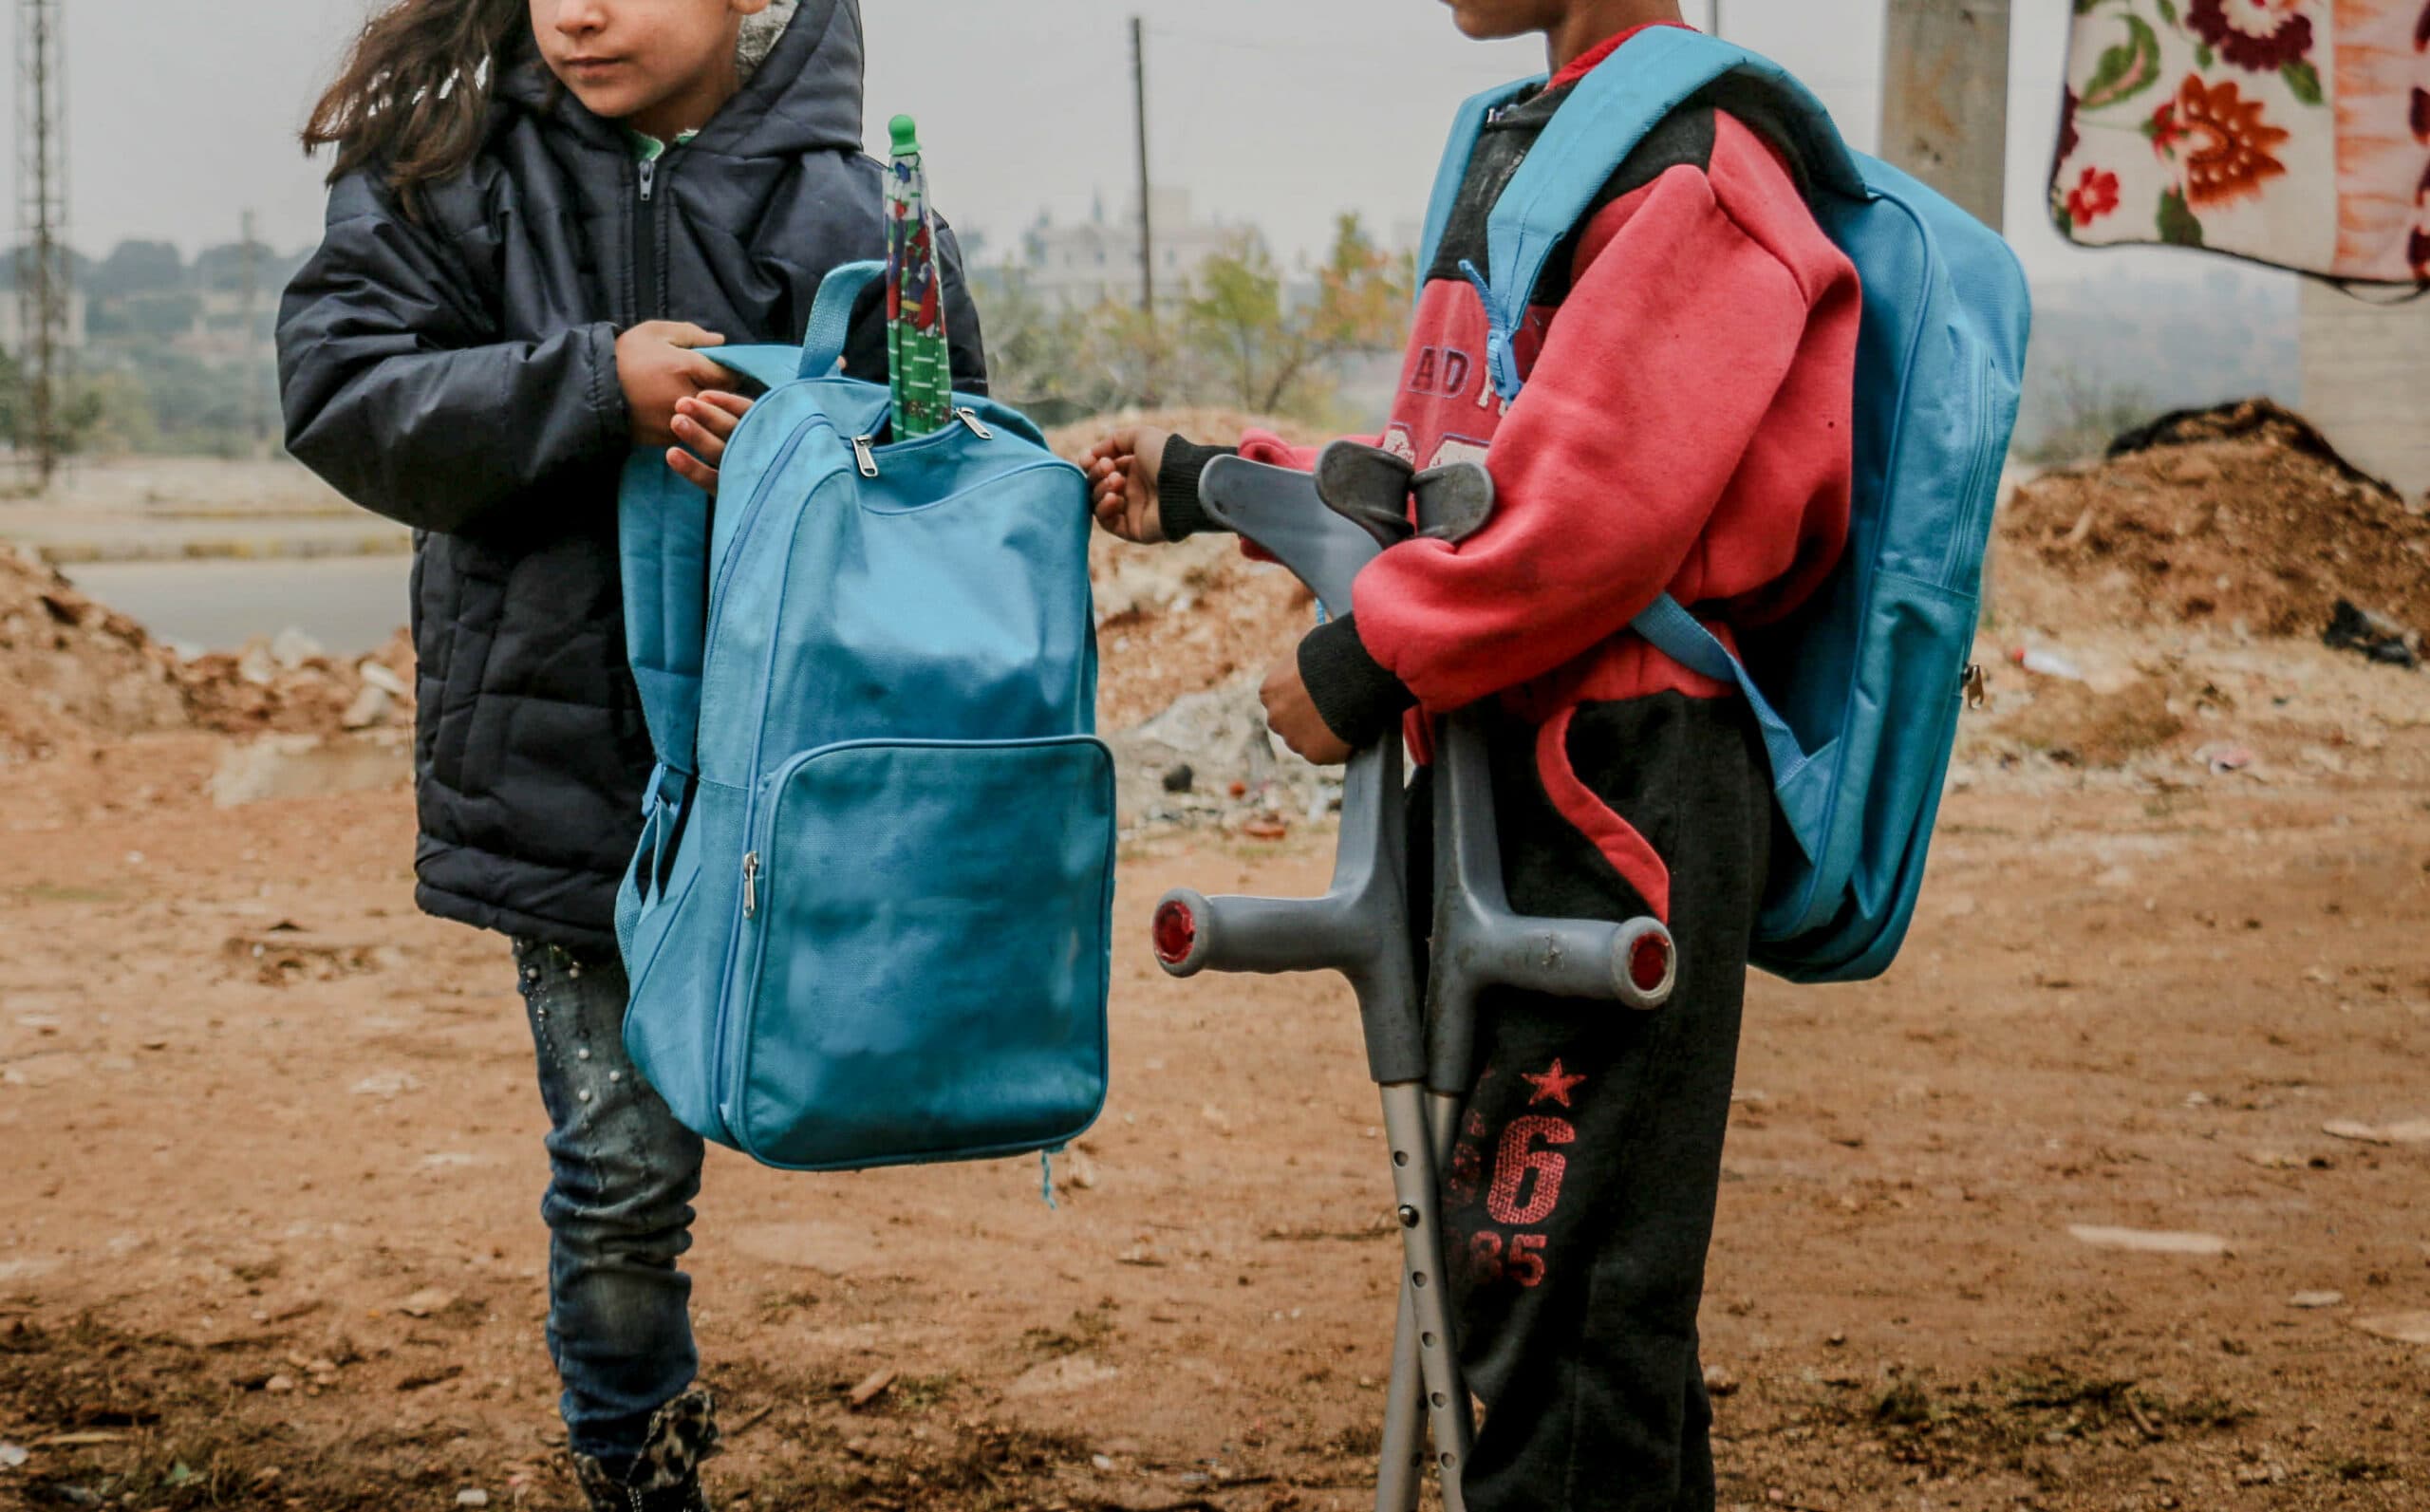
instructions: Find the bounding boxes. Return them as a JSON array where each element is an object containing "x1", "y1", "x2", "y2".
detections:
[{"x1": 1149, "y1": 446, "x2": 1676, "y2": 1512}]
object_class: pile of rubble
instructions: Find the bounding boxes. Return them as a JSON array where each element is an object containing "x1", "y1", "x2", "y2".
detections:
[
  {"x1": 2002, "y1": 399, "x2": 2430, "y2": 638},
  {"x1": 173, "y1": 625, "x2": 415, "y2": 738},
  {"x1": 0, "y1": 546, "x2": 415, "y2": 763},
  {"x1": 1049, "y1": 411, "x2": 1347, "y2": 834},
  {"x1": 1972, "y1": 401, "x2": 2427, "y2": 782},
  {"x1": 0, "y1": 547, "x2": 189, "y2": 760}
]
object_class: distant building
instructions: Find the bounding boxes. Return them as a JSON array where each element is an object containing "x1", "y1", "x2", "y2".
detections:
[{"x1": 1020, "y1": 188, "x2": 1241, "y2": 311}]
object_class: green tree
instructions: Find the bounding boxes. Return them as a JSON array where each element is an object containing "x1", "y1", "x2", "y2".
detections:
[{"x1": 1182, "y1": 214, "x2": 1410, "y2": 418}]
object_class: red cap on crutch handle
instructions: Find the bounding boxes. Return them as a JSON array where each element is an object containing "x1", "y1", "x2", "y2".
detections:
[
  {"x1": 1150, "y1": 889, "x2": 1211, "y2": 977},
  {"x1": 1614, "y1": 918, "x2": 1676, "y2": 1010}
]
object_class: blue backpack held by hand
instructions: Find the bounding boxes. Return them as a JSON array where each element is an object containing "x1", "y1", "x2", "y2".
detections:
[
  {"x1": 1418, "y1": 29, "x2": 2031, "y2": 984},
  {"x1": 614, "y1": 260, "x2": 1114, "y2": 1172}
]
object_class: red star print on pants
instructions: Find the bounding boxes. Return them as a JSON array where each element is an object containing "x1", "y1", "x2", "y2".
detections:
[{"x1": 1521, "y1": 1058, "x2": 1586, "y2": 1108}]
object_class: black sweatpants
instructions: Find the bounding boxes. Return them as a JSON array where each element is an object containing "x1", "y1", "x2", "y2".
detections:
[{"x1": 1409, "y1": 692, "x2": 1772, "y2": 1512}]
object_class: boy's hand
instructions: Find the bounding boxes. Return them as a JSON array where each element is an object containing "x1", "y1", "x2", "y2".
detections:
[
  {"x1": 666, "y1": 392, "x2": 754, "y2": 495},
  {"x1": 618, "y1": 321, "x2": 730, "y2": 448},
  {"x1": 1082, "y1": 426, "x2": 1172, "y2": 544},
  {"x1": 1261, "y1": 650, "x2": 1354, "y2": 767}
]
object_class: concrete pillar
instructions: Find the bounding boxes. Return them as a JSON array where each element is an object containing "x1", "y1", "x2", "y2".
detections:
[
  {"x1": 1879, "y1": 0, "x2": 2011, "y2": 233},
  {"x1": 2298, "y1": 282, "x2": 2430, "y2": 504}
]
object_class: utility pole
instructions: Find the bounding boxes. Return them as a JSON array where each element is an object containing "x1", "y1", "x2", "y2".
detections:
[
  {"x1": 1879, "y1": 0, "x2": 2010, "y2": 233},
  {"x1": 240, "y1": 209, "x2": 268, "y2": 456},
  {"x1": 1882, "y1": 1, "x2": 2011, "y2": 625},
  {"x1": 15, "y1": 0, "x2": 69, "y2": 487},
  {"x1": 1130, "y1": 14, "x2": 1156, "y2": 402},
  {"x1": 1131, "y1": 16, "x2": 1153, "y2": 319}
]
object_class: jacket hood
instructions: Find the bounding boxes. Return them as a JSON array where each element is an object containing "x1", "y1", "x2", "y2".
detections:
[{"x1": 498, "y1": 0, "x2": 864, "y2": 158}]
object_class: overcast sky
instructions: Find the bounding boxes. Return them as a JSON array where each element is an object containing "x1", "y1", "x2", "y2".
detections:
[{"x1": 12, "y1": 1, "x2": 2236, "y2": 288}]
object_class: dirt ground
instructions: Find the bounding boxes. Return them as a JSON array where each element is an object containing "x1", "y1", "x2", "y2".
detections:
[
  {"x1": 2, "y1": 704, "x2": 2426, "y2": 1511},
  {"x1": 5, "y1": 411, "x2": 2429, "y2": 1510}
]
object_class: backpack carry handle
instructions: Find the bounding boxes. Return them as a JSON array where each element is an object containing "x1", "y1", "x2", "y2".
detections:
[
  {"x1": 700, "y1": 261, "x2": 890, "y2": 392},
  {"x1": 797, "y1": 259, "x2": 888, "y2": 381}
]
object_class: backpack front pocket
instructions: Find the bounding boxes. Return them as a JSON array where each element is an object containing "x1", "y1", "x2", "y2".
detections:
[{"x1": 727, "y1": 736, "x2": 1116, "y2": 1170}]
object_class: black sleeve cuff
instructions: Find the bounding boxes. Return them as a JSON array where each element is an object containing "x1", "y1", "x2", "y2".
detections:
[
  {"x1": 1298, "y1": 612, "x2": 1415, "y2": 751},
  {"x1": 1156, "y1": 438, "x2": 1239, "y2": 541}
]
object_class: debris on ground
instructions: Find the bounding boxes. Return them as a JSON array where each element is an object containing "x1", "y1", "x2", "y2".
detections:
[
  {"x1": 207, "y1": 732, "x2": 410, "y2": 809},
  {"x1": 2005, "y1": 398, "x2": 2430, "y2": 637},
  {"x1": 2321, "y1": 599, "x2": 2421, "y2": 669},
  {"x1": 175, "y1": 625, "x2": 416, "y2": 740},
  {"x1": 1986, "y1": 674, "x2": 2192, "y2": 768},
  {"x1": 1106, "y1": 682, "x2": 1336, "y2": 833},
  {"x1": 2066, "y1": 1225, "x2": 2231, "y2": 1257},
  {"x1": 2352, "y1": 1313, "x2": 2430, "y2": 1346},
  {"x1": 1, "y1": 543, "x2": 418, "y2": 759},
  {"x1": 2321, "y1": 1118, "x2": 2430, "y2": 1147},
  {"x1": 0, "y1": 546, "x2": 187, "y2": 759}
]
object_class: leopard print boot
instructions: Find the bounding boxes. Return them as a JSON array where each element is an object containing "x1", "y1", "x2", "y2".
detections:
[{"x1": 570, "y1": 1390, "x2": 720, "y2": 1512}]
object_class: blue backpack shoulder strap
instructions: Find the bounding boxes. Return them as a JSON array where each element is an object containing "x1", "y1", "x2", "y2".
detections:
[
  {"x1": 1631, "y1": 596, "x2": 1824, "y2": 861},
  {"x1": 1472, "y1": 28, "x2": 1863, "y2": 861},
  {"x1": 1477, "y1": 28, "x2": 1860, "y2": 401},
  {"x1": 1416, "y1": 79, "x2": 1540, "y2": 286},
  {"x1": 618, "y1": 449, "x2": 710, "y2": 814}
]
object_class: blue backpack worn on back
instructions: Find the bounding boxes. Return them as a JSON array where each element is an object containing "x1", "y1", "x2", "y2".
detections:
[
  {"x1": 614, "y1": 260, "x2": 1114, "y2": 1172},
  {"x1": 1419, "y1": 29, "x2": 2031, "y2": 983}
]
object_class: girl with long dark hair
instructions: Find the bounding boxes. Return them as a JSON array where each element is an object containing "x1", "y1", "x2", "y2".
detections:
[{"x1": 280, "y1": 5, "x2": 987, "y2": 1506}]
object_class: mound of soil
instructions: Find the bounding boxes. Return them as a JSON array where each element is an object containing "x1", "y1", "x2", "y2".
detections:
[
  {"x1": 2003, "y1": 400, "x2": 2430, "y2": 638},
  {"x1": 1045, "y1": 410, "x2": 1330, "y2": 731},
  {"x1": 0, "y1": 545, "x2": 415, "y2": 759},
  {"x1": 0, "y1": 548, "x2": 187, "y2": 759},
  {"x1": 174, "y1": 626, "x2": 416, "y2": 739}
]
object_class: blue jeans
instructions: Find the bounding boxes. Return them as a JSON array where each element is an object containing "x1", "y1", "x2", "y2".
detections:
[{"x1": 514, "y1": 939, "x2": 706, "y2": 1465}]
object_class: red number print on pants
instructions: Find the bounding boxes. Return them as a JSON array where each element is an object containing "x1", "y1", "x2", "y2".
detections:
[
  {"x1": 1467, "y1": 1230, "x2": 1551, "y2": 1288},
  {"x1": 1486, "y1": 1115, "x2": 1575, "y2": 1226}
]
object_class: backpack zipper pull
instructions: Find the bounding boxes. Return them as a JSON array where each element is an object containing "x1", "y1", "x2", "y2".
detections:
[
  {"x1": 741, "y1": 851, "x2": 760, "y2": 918},
  {"x1": 956, "y1": 407, "x2": 993, "y2": 440},
  {"x1": 852, "y1": 436, "x2": 879, "y2": 477}
]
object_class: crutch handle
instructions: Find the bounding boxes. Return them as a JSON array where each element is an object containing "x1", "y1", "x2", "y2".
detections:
[
  {"x1": 1150, "y1": 887, "x2": 1363, "y2": 980},
  {"x1": 1431, "y1": 904, "x2": 1676, "y2": 1010}
]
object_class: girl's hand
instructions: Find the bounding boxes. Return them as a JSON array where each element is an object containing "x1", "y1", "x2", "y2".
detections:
[
  {"x1": 1260, "y1": 648, "x2": 1354, "y2": 767},
  {"x1": 1082, "y1": 426, "x2": 1172, "y2": 544},
  {"x1": 667, "y1": 392, "x2": 754, "y2": 495},
  {"x1": 618, "y1": 321, "x2": 730, "y2": 448}
]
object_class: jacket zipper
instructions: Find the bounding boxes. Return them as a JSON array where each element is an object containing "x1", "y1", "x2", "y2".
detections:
[{"x1": 633, "y1": 152, "x2": 666, "y2": 319}]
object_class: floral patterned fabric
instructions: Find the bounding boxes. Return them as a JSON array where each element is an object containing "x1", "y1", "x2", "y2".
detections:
[{"x1": 2052, "y1": 0, "x2": 2430, "y2": 286}]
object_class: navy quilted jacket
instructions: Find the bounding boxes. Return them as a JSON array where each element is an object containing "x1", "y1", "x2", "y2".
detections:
[{"x1": 278, "y1": 0, "x2": 987, "y2": 950}]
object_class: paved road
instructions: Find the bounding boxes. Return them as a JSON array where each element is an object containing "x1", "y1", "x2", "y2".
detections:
[{"x1": 64, "y1": 556, "x2": 415, "y2": 656}]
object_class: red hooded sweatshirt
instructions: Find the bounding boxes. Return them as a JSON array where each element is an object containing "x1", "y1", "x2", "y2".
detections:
[{"x1": 1156, "y1": 25, "x2": 1860, "y2": 915}]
